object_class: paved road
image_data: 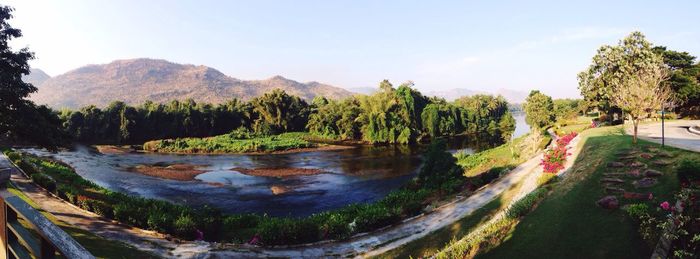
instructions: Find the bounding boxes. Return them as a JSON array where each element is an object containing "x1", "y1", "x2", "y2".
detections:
[{"x1": 627, "y1": 120, "x2": 700, "y2": 152}]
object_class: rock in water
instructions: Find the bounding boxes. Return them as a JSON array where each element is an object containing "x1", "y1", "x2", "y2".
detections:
[{"x1": 597, "y1": 196, "x2": 619, "y2": 209}]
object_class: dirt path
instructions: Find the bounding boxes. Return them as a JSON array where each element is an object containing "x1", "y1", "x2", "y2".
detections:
[{"x1": 1, "y1": 138, "x2": 577, "y2": 258}]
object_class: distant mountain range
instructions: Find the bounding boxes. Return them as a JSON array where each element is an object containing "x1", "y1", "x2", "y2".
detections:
[
  {"x1": 27, "y1": 58, "x2": 529, "y2": 109},
  {"x1": 23, "y1": 68, "x2": 51, "y2": 87},
  {"x1": 426, "y1": 88, "x2": 528, "y2": 104},
  {"x1": 29, "y1": 58, "x2": 354, "y2": 109}
]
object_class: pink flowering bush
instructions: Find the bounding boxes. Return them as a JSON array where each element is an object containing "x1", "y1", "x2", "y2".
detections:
[{"x1": 541, "y1": 132, "x2": 577, "y2": 174}]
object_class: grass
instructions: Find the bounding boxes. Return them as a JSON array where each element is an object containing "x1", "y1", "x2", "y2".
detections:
[
  {"x1": 457, "y1": 133, "x2": 538, "y2": 177},
  {"x1": 477, "y1": 126, "x2": 699, "y2": 259},
  {"x1": 375, "y1": 179, "x2": 525, "y2": 258},
  {"x1": 143, "y1": 131, "x2": 316, "y2": 153},
  {"x1": 6, "y1": 183, "x2": 157, "y2": 259}
]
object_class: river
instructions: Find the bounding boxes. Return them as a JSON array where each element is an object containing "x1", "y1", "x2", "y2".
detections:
[{"x1": 24, "y1": 114, "x2": 528, "y2": 217}]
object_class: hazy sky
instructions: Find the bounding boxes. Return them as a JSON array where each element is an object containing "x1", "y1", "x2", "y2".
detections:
[{"x1": 5, "y1": 0, "x2": 700, "y2": 98}]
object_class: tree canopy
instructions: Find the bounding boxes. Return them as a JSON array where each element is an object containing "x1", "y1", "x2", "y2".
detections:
[{"x1": 523, "y1": 90, "x2": 555, "y2": 130}]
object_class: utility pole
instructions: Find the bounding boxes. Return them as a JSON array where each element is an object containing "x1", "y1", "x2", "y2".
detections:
[{"x1": 661, "y1": 103, "x2": 665, "y2": 147}]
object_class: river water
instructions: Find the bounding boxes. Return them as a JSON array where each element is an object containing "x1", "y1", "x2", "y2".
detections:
[{"x1": 24, "y1": 114, "x2": 528, "y2": 217}]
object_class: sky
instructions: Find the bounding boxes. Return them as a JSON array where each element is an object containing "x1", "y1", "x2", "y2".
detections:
[{"x1": 5, "y1": 0, "x2": 700, "y2": 98}]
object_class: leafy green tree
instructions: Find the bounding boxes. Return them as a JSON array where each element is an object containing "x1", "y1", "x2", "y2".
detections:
[
  {"x1": 578, "y1": 32, "x2": 666, "y2": 121},
  {"x1": 250, "y1": 89, "x2": 309, "y2": 134},
  {"x1": 523, "y1": 90, "x2": 555, "y2": 130},
  {"x1": 653, "y1": 46, "x2": 700, "y2": 117},
  {"x1": 416, "y1": 139, "x2": 464, "y2": 191}
]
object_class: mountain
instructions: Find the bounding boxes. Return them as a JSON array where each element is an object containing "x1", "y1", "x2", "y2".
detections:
[
  {"x1": 426, "y1": 88, "x2": 486, "y2": 101},
  {"x1": 23, "y1": 68, "x2": 51, "y2": 87},
  {"x1": 347, "y1": 87, "x2": 377, "y2": 95},
  {"x1": 30, "y1": 58, "x2": 353, "y2": 109},
  {"x1": 426, "y1": 88, "x2": 528, "y2": 104}
]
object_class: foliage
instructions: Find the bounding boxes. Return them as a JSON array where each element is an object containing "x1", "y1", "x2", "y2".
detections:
[
  {"x1": 62, "y1": 98, "x2": 251, "y2": 144},
  {"x1": 553, "y1": 99, "x2": 582, "y2": 121},
  {"x1": 250, "y1": 89, "x2": 309, "y2": 134},
  {"x1": 0, "y1": 6, "x2": 66, "y2": 149},
  {"x1": 541, "y1": 132, "x2": 577, "y2": 174},
  {"x1": 624, "y1": 203, "x2": 650, "y2": 219},
  {"x1": 506, "y1": 187, "x2": 548, "y2": 219},
  {"x1": 653, "y1": 46, "x2": 700, "y2": 118},
  {"x1": 143, "y1": 131, "x2": 314, "y2": 153},
  {"x1": 30, "y1": 173, "x2": 56, "y2": 193},
  {"x1": 417, "y1": 140, "x2": 465, "y2": 190},
  {"x1": 523, "y1": 90, "x2": 555, "y2": 130},
  {"x1": 677, "y1": 158, "x2": 700, "y2": 184}
]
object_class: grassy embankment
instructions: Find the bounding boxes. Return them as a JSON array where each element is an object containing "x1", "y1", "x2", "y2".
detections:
[
  {"x1": 143, "y1": 131, "x2": 317, "y2": 153},
  {"x1": 377, "y1": 132, "x2": 545, "y2": 258},
  {"x1": 4, "y1": 183, "x2": 156, "y2": 258},
  {"x1": 434, "y1": 125, "x2": 699, "y2": 258}
]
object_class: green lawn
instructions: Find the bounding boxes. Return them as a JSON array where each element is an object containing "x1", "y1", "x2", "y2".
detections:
[
  {"x1": 7, "y1": 184, "x2": 158, "y2": 259},
  {"x1": 479, "y1": 126, "x2": 698, "y2": 259}
]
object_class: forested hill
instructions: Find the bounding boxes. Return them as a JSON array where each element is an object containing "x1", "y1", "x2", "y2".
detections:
[{"x1": 30, "y1": 58, "x2": 353, "y2": 109}]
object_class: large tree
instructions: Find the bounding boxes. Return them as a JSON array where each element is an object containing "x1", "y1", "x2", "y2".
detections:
[
  {"x1": 0, "y1": 6, "x2": 66, "y2": 148},
  {"x1": 523, "y1": 90, "x2": 555, "y2": 130},
  {"x1": 653, "y1": 46, "x2": 700, "y2": 117},
  {"x1": 613, "y1": 60, "x2": 674, "y2": 144},
  {"x1": 578, "y1": 32, "x2": 664, "y2": 121}
]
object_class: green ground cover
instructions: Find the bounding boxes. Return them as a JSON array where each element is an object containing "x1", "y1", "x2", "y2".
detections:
[{"x1": 142, "y1": 130, "x2": 316, "y2": 153}]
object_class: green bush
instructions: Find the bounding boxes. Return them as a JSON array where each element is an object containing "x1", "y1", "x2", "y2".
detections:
[
  {"x1": 30, "y1": 173, "x2": 57, "y2": 193},
  {"x1": 677, "y1": 158, "x2": 700, "y2": 183},
  {"x1": 89, "y1": 200, "x2": 114, "y2": 219},
  {"x1": 5, "y1": 151, "x2": 20, "y2": 163},
  {"x1": 353, "y1": 203, "x2": 401, "y2": 233},
  {"x1": 506, "y1": 187, "x2": 548, "y2": 219},
  {"x1": 147, "y1": 210, "x2": 175, "y2": 233},
  {"x1": 624, "y1": 203, "x2": 650, "y2": 220},
  {"x1": 174, "y1": 213, "x2": 197, "y2": 240},
  {"x1": 257, "y1": 217, "x2": 320, "y2": 245}
]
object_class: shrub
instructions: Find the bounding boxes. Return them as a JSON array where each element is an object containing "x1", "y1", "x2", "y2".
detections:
[
  {"x1": 257, "y1": 217, "x2": 320, "y2": 245},
  {"x1": 311, "y1": 212, "x2": 353, "y2": 240},
  {"x1": 677, "y1": 158, "x2": 700, "y2": 184},
  {"x1": 5, "y1": 151, "x2": 20, "y2": 163},
  {"x1": 381, "y1": 189, "x2": 429, "y2": 216},
  {"x1": 624, "y1": 203, "x2": 649, "y2": 220},
  {"x1": 506, "y1": 187, "x2": 548, "y2": 219},
  {"x1": 537, "y1": 174, "x2": 558, "y2": 187},
  {"x1": 30, "y1": 173, "x2": 57, "y2": 193},
  {"x1": 353, "y1": 204, "x2": 401, "y2": 233},
  {"x1": 147, "y1": 210, "x2": 175, "y2": 233},
  {"x1": 90, "y1": 200, "x2": 114, "y2": 219},
  {"x1": 174, "y1": 213, "x2": 197, "y2": 240}
]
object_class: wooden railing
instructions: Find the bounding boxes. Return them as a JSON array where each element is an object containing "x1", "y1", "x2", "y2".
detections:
[{"x1": 0, "y1": 168, "x2": 93, "y2": 259}]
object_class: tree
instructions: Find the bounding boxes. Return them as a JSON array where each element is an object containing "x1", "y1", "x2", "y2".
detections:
[
  {"x1": 0, "y1": 5, "x2": 65, "y2": 149},
  {"x1": 250, "y1": 89, "x2": 309, "y2": 134},
  {"x1": 523, "y1": 90, "x2": 555, "y2": 130},
  {"x1": 612, "y1": 62, "x2": 674, "y2": 144},
  {"x1": 653, "y1": 46, "x2": 700, "y2": 117},
  {"x1": 578, "y1": 32, "x2": 663, "y2": 122},
  {"x1": 0, "y1": 5, "x2": 36, "y2": 138}
]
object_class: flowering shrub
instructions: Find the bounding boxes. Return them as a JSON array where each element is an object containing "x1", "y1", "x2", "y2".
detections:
[{"x1": 541, "y1": 132, "x2": 577, "y2": 174}]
